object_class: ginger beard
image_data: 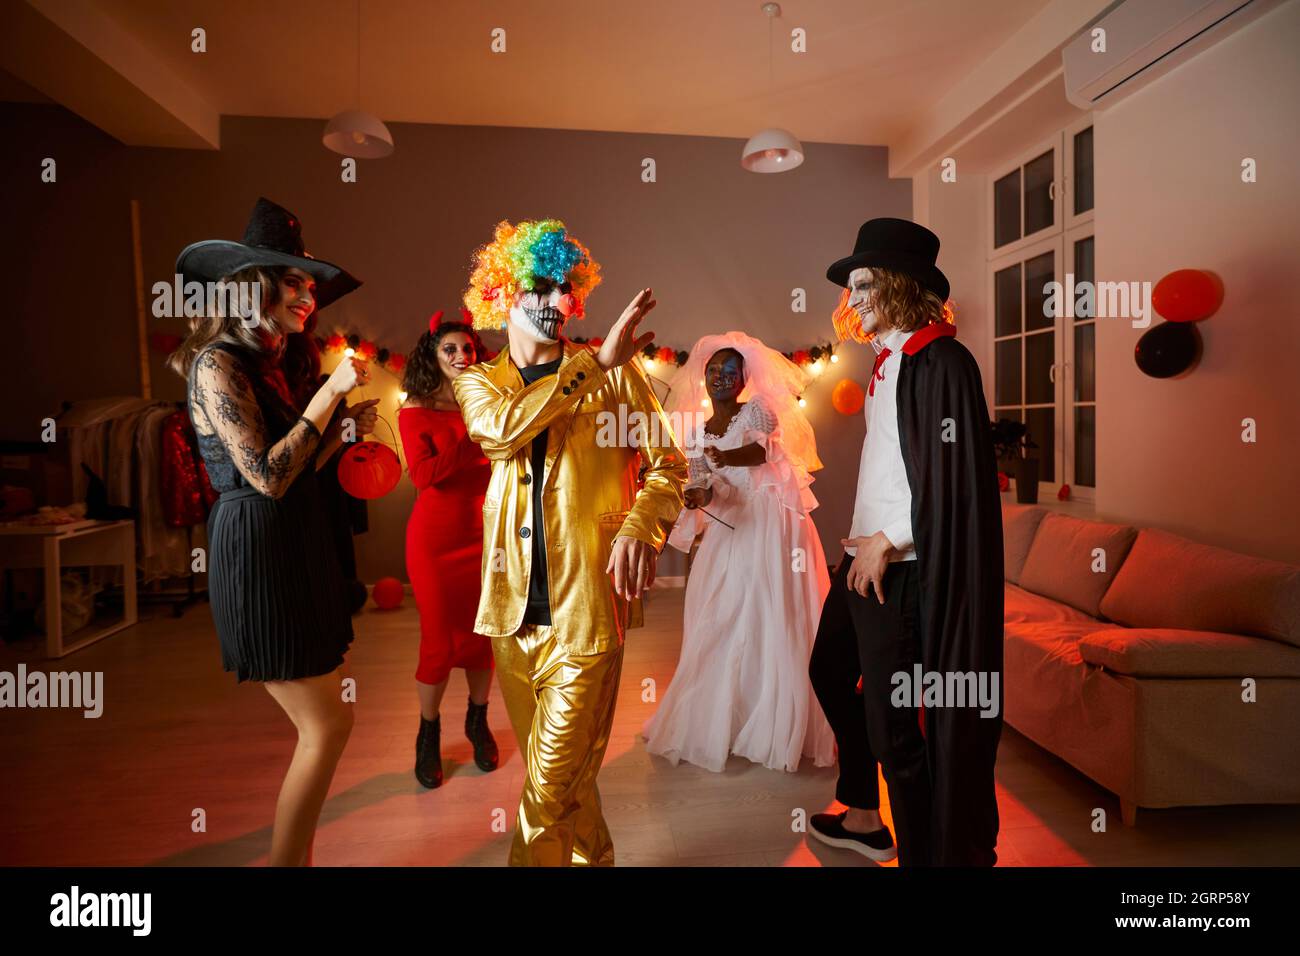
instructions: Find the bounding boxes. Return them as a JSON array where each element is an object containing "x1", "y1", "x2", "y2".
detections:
[
  {"x1": 507, "y1": 276, "x2": 575, "y2": 345},
  {"x1": 846, "y1": 266, "x2": 882, "y2": 340}
]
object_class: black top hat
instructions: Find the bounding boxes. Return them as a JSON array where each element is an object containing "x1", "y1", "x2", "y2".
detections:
[
  {"x1": 175, "y1": 198, "x2": 362, "y2": 309},
  {"x1": 826, "y1": 217, "x2": 949, "y2": 302}
]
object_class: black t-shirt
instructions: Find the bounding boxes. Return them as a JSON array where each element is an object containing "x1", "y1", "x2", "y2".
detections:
[{"x1": 517, "y1": 357, "x2": 562, "y2": 625}]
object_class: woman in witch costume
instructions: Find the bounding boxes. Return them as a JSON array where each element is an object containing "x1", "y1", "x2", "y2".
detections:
[
  {"x1": 167, "y1": 197, "x2": 377, "y2": 866},
  {"x1": 398, "y1": 309, "x2": 498, "y2": 789}
]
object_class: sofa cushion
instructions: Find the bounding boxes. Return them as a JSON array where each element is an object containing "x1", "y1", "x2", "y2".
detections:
[
  {"x1": 1005, "y1": 581, "x2": 1101, "y2": 628},
  {"x1": 1017, "y1": 513, "x2": 1138, "y2": 618},
  {"x1": 1079, "y1": 627, "x2": 1300, "y2": 678},
  {"x1": 1099, "y1": 528, "x2": 1300, "y2": 648},
  {"x1": 1002, "y1": 504, "x2": 1048, "y2": 585}
]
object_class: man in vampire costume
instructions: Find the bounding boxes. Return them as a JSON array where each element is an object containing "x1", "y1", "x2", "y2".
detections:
[
  {"x1": 807, "y1": 217, "x2": 1004, "y2": 866},
  {"x1": 453, "y1": 219, "x2": 687, "y2": 866}
]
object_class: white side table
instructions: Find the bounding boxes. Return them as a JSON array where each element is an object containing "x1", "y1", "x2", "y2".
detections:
[{"x1": 0, "y1": 519, "x2": 138, "y2": 658}]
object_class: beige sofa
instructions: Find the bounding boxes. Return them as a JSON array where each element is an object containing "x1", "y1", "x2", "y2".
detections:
[{"x1": 1001, "y1": 504, "x2": 1300, "y2": 824}]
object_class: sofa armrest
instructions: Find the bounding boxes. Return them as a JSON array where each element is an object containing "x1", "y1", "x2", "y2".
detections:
[{"x1": 1078, "y1": 628, "x2": 1300, "y2": 678}]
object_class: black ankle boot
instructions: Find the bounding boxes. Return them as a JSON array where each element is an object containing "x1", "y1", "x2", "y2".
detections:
[
  {"x1": 415, "y1": 715, "x2": 443, "y2": 789},
  {"x1": 465, "y1": 700, "x2": 499, "y2": 773}
]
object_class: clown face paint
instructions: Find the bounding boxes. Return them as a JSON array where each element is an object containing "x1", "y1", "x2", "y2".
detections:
[
  {"x1": 846, "y1": 266, "x2": 882, "y2": 339},
  {"x1": 705, "y1": 349, "x2": 745, "y2": 403},
  {"x1": 508, "y1": 275, "x2": 573, "y2": 344}
]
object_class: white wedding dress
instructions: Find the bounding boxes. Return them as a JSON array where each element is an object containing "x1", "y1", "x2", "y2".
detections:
[{"x1": 643, "y1": 396, "x2": 836, "y2": 773}]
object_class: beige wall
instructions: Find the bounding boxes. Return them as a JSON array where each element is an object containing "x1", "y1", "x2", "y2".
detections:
[
  {"x1": 1093, "y1": 0, "x2": 1300, "y2": 563},
  {"x1": 915, "y1": 166, "x2": 992, "y2": 410},
  {"x1": 3, "y1": 105, "x2": 911, "y2": 580}
]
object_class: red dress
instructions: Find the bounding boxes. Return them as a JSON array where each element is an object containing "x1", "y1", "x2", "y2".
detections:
[{"x1": 399, "y1": 406, "x2": 494, "y2": 684}]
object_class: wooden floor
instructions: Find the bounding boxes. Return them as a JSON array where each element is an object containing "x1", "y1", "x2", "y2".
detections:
[{"x1": 3, "y1": 587, "x2": 1298, "y2": 867}]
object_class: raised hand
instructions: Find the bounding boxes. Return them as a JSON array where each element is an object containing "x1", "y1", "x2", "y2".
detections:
[{"x1": 595, "y1": 288, "x2": 657, "y2": 371}]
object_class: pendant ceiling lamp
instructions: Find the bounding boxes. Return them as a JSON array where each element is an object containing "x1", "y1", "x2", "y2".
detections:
[
  {"x1": 324, "y1": 0, "x2": 394, "y2": 158},
  {"x1": 741, "y1": 2, "x2": 803, "y2": 173}
]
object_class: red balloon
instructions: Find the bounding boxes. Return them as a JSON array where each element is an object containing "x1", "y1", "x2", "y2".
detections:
[
  {"x1": 1152, "y1": 269, "x2": 1222, "y2": 322},
  {"x1": 372, "y1": 576, "x2": 404, "y2": 610},
  {"x1": 337, "y1": 441, "x2": 401, "y2": 499},
  {"x1": 832, "y1": 378, "x2": 865, "y2": 416}
]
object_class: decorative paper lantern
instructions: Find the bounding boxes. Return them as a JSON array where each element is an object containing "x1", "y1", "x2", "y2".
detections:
[
  {"x1": 1135, "y1": 321, "x2": 1201, "y2": 378},
  {"x1": 831, "y1": 378, "x2": 865, "y2": 416},
  {"x1": 1152, "y1": 269, "x2": 1222, "y2": 323},
  {"x1": 337, "y1": 441, "x2": 401, "y2": 499},
  {"x1": 1058, "y1": 484, "x2": 1071, "y2": 501},
  {"x1": 372, "y1": 576, "x2": 404, "y2": 609}
]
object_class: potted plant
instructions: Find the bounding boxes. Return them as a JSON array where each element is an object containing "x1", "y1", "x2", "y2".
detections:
[{"x1": 990, "y1": 418, "x2": 1040, "y2": 504}]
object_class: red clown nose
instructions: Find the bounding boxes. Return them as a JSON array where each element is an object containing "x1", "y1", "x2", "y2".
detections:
[{"x1": 557, "y1": 293, "x2": 577, "y2": 317}]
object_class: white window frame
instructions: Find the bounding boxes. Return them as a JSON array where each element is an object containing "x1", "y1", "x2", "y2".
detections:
[
  {"x1": 987, "y1": 116, "x2": 1096, "y2": 501},
  {"x1": 1063, "y1": 223, "x2": 1096, "y2": 502},
  {"x1": 986, "y1": 134, "x2": 1063, "y2": 260},
  {"x1": 989, "y1": 234, "x2": 1063, "y2": 493},
  {"x1": 1064, "y1": 116, "x2": 1096, "y2": 231}
]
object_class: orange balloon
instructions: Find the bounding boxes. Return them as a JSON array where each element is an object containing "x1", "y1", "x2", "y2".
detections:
[
  {"x1": 832, "y1": 378, "x2": 865, "y2": 416},
  {"x1": 372, "y1": 576, "x2": 405, "y2": 610},
  {"x1": 1152, "y1": 269, "x2": 1222, "y2": 322}
]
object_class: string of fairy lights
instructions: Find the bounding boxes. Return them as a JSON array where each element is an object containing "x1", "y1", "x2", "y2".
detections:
[{"x1": 324, "y1": 330, "x2": 843, "y2": 408}]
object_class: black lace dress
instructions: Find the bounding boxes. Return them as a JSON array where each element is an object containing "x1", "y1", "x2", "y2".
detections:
[{"x1": 188, "y1": 342, "x2": 354, "y2": 682}]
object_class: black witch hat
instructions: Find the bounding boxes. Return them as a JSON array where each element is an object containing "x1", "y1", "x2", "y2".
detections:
[
  {"x1": 826, "y1": 217, "x2": 949, "y2": 302},
  {"x1": 175, "y1": 198, "x2": 362, "y2": 309}
]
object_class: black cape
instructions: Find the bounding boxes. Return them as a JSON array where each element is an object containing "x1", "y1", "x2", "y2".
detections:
[{"x1": 897, "y1": 324, "x2": 1004, "y2": 866}]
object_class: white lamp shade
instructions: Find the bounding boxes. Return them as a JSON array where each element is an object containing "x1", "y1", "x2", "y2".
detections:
[
  {"x1": 323, "y1": 110, "x2": 395, "y2": 159},
  {"x1": 741, "y1": 127, "x2": 804, "y2": 173}
]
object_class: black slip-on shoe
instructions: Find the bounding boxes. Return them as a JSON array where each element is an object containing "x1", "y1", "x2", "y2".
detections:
[{"x1": 808, "y1": 811, "x2": 898, "y2": 862}]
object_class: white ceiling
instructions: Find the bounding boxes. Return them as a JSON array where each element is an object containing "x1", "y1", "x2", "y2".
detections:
[{"x1": 92, "y1": 0, "x2": 1051, "y2": 147}]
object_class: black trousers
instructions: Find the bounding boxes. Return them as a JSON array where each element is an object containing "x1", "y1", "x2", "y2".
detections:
[{"x1": 809, "y1": 555, "x2": 932, "y2": 867}]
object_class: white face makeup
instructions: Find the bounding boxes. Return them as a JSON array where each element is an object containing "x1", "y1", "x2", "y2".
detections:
[
  {"x1": 507, "y1": 275, "x2": 572, "y2": 344},
  {"x1": 846, "y1": 266, "x2": 881, "y2": 339}
]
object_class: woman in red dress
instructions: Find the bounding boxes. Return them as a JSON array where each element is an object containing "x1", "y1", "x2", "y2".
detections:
[{"x1": 399, "y1": 311, "x2": 497, "y2": 789}]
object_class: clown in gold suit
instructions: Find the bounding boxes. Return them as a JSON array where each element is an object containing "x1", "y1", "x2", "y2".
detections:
[{"x1": 453, "y1": 220, "x2": 687, "y2": 866}]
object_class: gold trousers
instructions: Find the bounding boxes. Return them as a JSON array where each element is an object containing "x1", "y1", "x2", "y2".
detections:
[{"x1": 494, "y1": 623, "x2": 624, "y2": 866}]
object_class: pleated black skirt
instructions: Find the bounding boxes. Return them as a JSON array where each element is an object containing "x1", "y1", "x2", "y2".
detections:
[{"x1": 207, "y1": 471, "x2": 355, "y2": 683}]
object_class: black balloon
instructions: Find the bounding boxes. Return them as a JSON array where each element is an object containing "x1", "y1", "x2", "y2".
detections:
[{"x1": 1135, "y1": 321, "x2": 1200, "y2": 378}]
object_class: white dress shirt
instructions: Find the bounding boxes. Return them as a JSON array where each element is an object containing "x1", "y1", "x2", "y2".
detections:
[{"x1": 845, "y1": 327, "x2": 916, "y2": 562}]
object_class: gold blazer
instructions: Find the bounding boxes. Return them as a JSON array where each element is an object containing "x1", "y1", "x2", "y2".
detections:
[{"x1": 453, "y1": 340, "x2": 688, "y2": 655}]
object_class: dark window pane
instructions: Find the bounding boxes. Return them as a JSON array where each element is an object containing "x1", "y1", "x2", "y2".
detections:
[
  {"x1": 1024, "y1": 250, "x2": 1055, "y2": 331},
  {"x1": 1073, "y1": 127, "x2": 1094, "y2": 215},
  {"x1": 1025, "y1": 407, "x2": 1055, "y2": 483},
  {"x1": 1024, "y1": 150, "x2": 1054, "y2": 235},
  {"x1": 1074, "y1": 324, "x2": 1095, "y2": 403},
  {"x1": 995, "y1": 264, "x2": 1022, "y2": 337},
  {"x1": 1074, "y1": 236, "x2": 1095, "y2": 322},
  {"x1": 1074, "y1": 406, "x2": 1095, "y2": 487},
  {"x1": 994, "y1": 169, "x2": 1021, "y2": 248},
  {"x1": 995, "y1": 338, "x2": 1022, "y2": 407},
  {"x1": 1025, "y1": 331, "x2": 1055, "y2": 405},
  {"x1": 993, "y1": 408, "x2": 1023, "y2": 422}
]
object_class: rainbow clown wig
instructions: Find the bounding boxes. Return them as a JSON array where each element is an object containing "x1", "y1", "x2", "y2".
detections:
[{"x1": 462, "y1": 219, "x2": 602, "y2": 330}]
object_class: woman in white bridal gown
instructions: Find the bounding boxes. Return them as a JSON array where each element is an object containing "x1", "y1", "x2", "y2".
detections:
[{"x1": 643, "y1": 332, "x2": 835, "y2": 773}]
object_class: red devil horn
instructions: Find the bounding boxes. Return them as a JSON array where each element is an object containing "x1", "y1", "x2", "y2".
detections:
[
  {"x1": 460, "y1": 307, "x2": 473, "y2": 323},
  {"x1": 429, "y1": 310, "x2": 445, "y2": 333}
]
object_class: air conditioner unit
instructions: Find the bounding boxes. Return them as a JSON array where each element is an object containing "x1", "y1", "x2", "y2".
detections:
[{"x1": 1062, "y1": 0, "x2": 1277, "y2": 109}]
